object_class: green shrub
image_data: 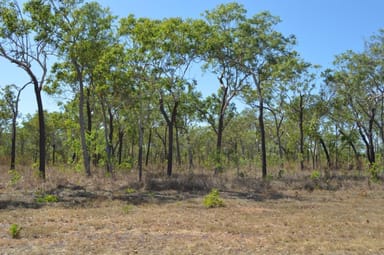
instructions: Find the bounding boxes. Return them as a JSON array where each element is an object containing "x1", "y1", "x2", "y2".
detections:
[
  {"x1": 9, "y1": 224, "x2": 22, "y2": 239},
  {"x1": 203, "y1": 188, "x2": 225, "y2": 208},
  {"x1": 36, "y1": 194, "x2": 59, "y2": 203},
  {"x1": 369, "y1": 163, "x2": 381, "y2": 183},
  {"x1": 126, "y1": 188, "x2": 137, "y2": 194},
  {"x1": 310, "y1": 170, "x2": 321, "y2": 180},
  {"x1": 8, "y1": 170, "x2": 22, "y2": 186}
]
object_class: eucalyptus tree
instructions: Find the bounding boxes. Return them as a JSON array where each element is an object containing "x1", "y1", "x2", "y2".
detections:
[
  {"x1": 202, "y1": 3, "x2": 250, "y2": 173},
  {"x1": 327, "y1": 46, "x2": 384, "y2": 166},
  {"x1": 120, "y1": 16, "x2": 206, "y2": 176},
  {"x1": 236, "y1": 11, "x2": 299, "y2": 178},
  {"x1": 0, "y1": 83, "x2": 29, "y2": 169},
  {"x1": 364, "y1": 30, "x2": 384, "y2": 161},
  {"x1": 93, "y1": 44, "x2": 127, "y2": 174},
  {"x1": 284, "y1": 64, "x2": 316, "y2": 170},
  {"x1": 0, "y1": 0, "x2": 52, "y2": 178},
  {"x1": 43, "y1": 1, "x2": 116, "y2": 175}
]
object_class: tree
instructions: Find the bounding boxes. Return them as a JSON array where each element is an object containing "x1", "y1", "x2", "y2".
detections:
[
  {"x1": 120, "y1": 16, "x2": 204, "y2": 176},
  {"x1": 46, "y1": 1, "x2": 116, "y2": 176},
  {"x1": 202, "y1": 3, "x2": 250, "y2": 173},
  {"x1": 0, "y1": 0, "x2": 50, "y2": 179},
  {"x1": 0, "y1": 83, "x2": 29, "y2": 169},
  {"x1": 238, "y1": 11, "x2": 298, "y2": 178},
  {"x1": 327, "y1": 49, "x2": 382, "y2": 166}
]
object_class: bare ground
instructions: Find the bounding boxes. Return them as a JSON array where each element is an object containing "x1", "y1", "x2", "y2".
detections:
[{"x1": 0, "y1": 168, "x2": 384, "y2": 254}]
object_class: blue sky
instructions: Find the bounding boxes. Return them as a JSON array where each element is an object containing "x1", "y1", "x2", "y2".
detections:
[{"x1": 1, "y1": 0, "x2": 384, "y2": 115}]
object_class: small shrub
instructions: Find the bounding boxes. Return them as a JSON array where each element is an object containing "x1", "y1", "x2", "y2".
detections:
[
  {"x1": 126, "y1": 188, "x2": 137, "y2": 194},
  {"x1": 36, "y1": 194, "x2": 59, "y2": 203},
  {"x1": 266, "y1": 174, "x2": 274, "y2": 181},
  {"x1": 369, "y1": 164, "x2": 381, "y2": 183},
  {"x1": 122, "y1": 204, "x2": 135, "y2": 214},
  {"x1": 9, "y1": 224, "x2": 22, "y2": 239},
  {"x1": 203, "y1": 188, "x2": 225, "y2": 208},
  {"x1": 8, "y1": 170, "x2": 22, "y2": 186},
  {"x1": 310, "y1": 170, "x2": 321, "y2": 180}
]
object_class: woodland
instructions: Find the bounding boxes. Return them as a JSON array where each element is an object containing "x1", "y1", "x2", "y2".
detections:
[
  {"x1": 1, "y1": 1, "x2": 384, "y2": 185},
  {"x1": 1, "y1": 1, "x2": 384, "y2": 254}
]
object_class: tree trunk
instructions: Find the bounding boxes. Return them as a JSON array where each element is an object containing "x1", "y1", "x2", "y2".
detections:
[
  {"x1": 159, "y1": 97, "x2": 178, "y2": 177},
  {"x1": 117, "y1": 129, "x2": 124, "y2": 165},
  {"x1": 108, "y1": 108, "x2": 114, "y2": 156},
  {"x1": 10, "y1": 114, "x2": 17, "y2": 170},
  {"x1": 145, "y1": 128, "x2": 152, "y2": 166},
  {"x1": 138, "y1": 117, "x2": 144, "y2": 182},
  {"x1": 187, "y1": 132, "x2": 194, "y2": 170},
  {"x1": 253, "y1": 75, "x2": 267, "y2": 179},
  {"x1": 34, "y1": 83, "x2": 46, "y2": 179},
  {"x1": 299, "y1": 94, "x2": 305, "y2": 171},
  {"x1": 100, "y1": 100, "x2": 113, "y2": 174},
  {"x1": 215, "y1": 112, "x2": 225, "y2": 174},
  {"x1": 78, "y1": 71, "x2": 91, "y2": 176},
  {"x1": 175, "y1": 126, "x2": 181, "y2": 166},
  {"x1": 259, "y1": 102, "x2": 267, "y2": 179},
  {"x1": 319, "y1": 137, "x2": 331, "y2": 170}
]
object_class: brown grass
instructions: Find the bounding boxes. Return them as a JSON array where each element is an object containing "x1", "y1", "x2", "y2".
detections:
[{"x1": 0, "y1": 166, "x2": 384, "y2": 254}]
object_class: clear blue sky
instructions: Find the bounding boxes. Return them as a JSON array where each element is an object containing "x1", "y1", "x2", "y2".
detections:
[{"x1": 1, "y1": 0, "x2": 384, "y2": 115}]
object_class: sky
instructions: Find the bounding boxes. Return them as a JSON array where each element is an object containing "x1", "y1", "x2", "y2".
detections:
[{"x1": 1, "y1": 0, "x2": 384, "y2": 116}]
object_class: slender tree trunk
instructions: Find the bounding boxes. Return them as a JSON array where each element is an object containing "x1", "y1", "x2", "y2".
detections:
[
  {"x1": 118, "y1": 129, "x2": 124, "y2": 165},
  {"x1": 166, "y1": 122, "x2": 174, "y2": 176},
  {"x1": 253, "y1": 75, "x2": 267, "y2": 179},
  {"x1": 214, "y1": 81, "x2": 229, "y2": 175},
  {"x1": 159, "y1": 97, "x2": 178, "y2": 177},
  {"x1": 215, "y1": 112, "x2": 225, "y2": 174},
  {"x1": 299, "y1": 94, "x2": 305, "y2": 171},
  {"x1": 100, "y1": 100, "x2": 113, "y2": 174},
  {"x1": 108, "y1": 108, "x2": 114, "y2": 156},
  {"x1": 34, "y1": 83, "x2": 46, "y2": 179},
  {"x1": 10, "y1": 114, "x2": 17, "y2": 170},
  {"x1": 187, "y1": 132, "x2": 194, "y2": 170},
  {"x1": 259, "y1": 102, "x2": 267, "y2": 179},
  {"x1": 175, "y1": 126, "x2": 181, "y2": 166},
  {"x1": 145, "y1": 128, "x2": 152, "y2": 166},
  {"x1": 52, "y1": 144, "x2": 56, "y2": 166},
  {"x1": 319, "y1": 137, "x2": 331, "y2": 170},
  {"x1": 155, "y1": 127, "x2": 167, "y2": 164},
  {"x1": 138, "y1": 117, "x2": 144, "y2": 182},
  {"x1": 77, "y1": 71, "x2": 91, "y2": 176}
]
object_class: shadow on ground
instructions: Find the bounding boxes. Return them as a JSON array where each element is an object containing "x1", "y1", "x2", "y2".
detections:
[{"x1": 0, "y1": 179, "x2": 290, "y2": 210}]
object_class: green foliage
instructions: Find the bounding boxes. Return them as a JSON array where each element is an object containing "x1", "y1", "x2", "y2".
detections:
[
  {"x1": 203, "y1": 188, "x2": 225, "y2": 208},
  {"x1": 369, "y1": 163, "x2": 381, "y2": 183},
  {"x1": 122, "y1": 204, "x2": 135, "y2": 214},
  {"x1": 126, "y1": 188, "x2": 137, "y2": 194},
  {"x1": 265, "y1": 173, "x2": 274, "y2": 181},
  {"x1": 36, "y1": 194, "x2": 59, "y2": 203},
  {"x1": 9, "y1": 224, "x2": 22, "y2": 239},
  {"x1": 7, "y1": 170, "x2": 22, "y2": 186},
  {"x1": 310, "y1": 170, "x2": 321, "y2": 181}
]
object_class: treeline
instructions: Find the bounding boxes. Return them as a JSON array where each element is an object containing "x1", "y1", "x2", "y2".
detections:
[{"x1": 0, "y1": 1, "x2": 383, "y2": 181}]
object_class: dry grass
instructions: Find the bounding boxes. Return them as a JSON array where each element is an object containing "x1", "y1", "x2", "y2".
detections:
[{"x1": 0, "y1": 166, "x2": 384, "y2": 254}]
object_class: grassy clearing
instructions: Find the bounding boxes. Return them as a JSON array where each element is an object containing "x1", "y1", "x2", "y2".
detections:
[{"x1": 0, "y1": 166, "x2": 383, "y2": 254}]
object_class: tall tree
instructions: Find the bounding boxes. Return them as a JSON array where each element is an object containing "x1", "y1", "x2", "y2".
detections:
[
  {"x1": 327, "y1": 47, "x2": 384, "y2": 166},
  {"x1": 0, "y1": 0, "x2": 50, "y2": 179},
  {"x1": 238, "y1": 11, "x2": 298, "y2": 178},
  {"x1": 202, "y1": 3, "x2": 250, "y2": 173},
  {"x1": 120, "y1": 16, "x2": 205, "y2": 176},
  {"x1": 46, "y1": 1, "x2": 116, "y2": 176}
]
